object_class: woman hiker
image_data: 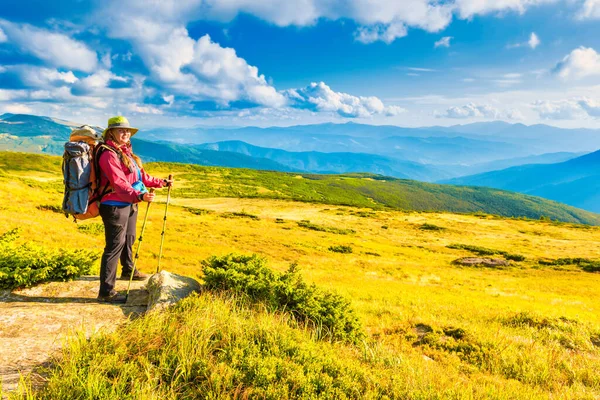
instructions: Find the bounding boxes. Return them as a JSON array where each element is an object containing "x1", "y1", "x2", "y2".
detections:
[{"x1": 97, "y1": 116, "x2": 173, "y2": 303}]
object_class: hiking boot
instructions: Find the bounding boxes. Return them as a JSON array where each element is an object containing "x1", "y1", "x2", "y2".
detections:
[
  {"x1": 97, "y1": 291, "x2": 127, "y2": 304},
  {"x1": 119, "y1": 271, "x2": 149, "y2": 281}
]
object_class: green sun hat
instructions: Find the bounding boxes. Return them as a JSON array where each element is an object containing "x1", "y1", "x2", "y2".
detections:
[{"x1": 102, "y1": 116, "x2": 139, "y2": 138}]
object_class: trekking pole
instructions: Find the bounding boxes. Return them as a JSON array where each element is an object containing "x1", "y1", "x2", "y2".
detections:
[
  {"x1": 156, "y1": 174, "x2": 173, "y2": 274},
  {"x1": 126, "y1": 188, "x2": 155, "y2": 302}
]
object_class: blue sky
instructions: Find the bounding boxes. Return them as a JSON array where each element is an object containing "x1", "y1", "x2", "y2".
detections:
[{"x1": 1, "y1": 0, "x2": 600, "y2": 129}]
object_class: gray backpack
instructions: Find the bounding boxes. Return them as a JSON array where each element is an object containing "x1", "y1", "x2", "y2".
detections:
[{"x1": 62, "y1": 126, "x2": 113, "y2": 220}]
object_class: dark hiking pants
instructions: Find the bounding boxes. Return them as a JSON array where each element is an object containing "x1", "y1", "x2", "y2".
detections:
[{"x1": 99, "y1": 203, "x2": 138, "y2": 296}]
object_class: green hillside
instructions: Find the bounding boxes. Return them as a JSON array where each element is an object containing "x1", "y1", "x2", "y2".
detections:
[{"x1": 2, "y1": 151, "x2": 599, "y2": 225}]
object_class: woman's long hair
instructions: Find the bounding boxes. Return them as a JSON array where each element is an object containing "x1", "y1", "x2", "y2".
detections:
[{"x1": 104, "y1": 129, "x2": 143, "y2": 170}]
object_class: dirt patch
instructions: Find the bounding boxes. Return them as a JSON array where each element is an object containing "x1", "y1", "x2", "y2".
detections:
[{"x1": 0, "y1": 276, "x2": 148, "y2": 395}]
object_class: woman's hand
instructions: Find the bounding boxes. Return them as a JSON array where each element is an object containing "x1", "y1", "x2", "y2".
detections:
[
  {"x1": 163, "y1": 176, "x2": 174, "y2": 187},
  {"x1": 142, "y1": 192, "x2": 155, "y2": 202}
]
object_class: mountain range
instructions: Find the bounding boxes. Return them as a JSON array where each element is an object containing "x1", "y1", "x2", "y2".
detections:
[
  {"x1": 1, "y1": 112, "x2": 599, "y2": 214},
  {"x1": 443, "y1": 149, "x2": 600, "y2": 212}
]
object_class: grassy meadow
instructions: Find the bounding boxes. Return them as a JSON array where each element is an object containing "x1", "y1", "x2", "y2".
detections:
[{"x1": 2, "y1": 151, "x2": 600, "y2": 398}]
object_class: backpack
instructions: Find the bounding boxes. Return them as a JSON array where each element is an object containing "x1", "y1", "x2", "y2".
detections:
[{"x1": 62, "y1": 125, "x2": 115, "y2": 221}]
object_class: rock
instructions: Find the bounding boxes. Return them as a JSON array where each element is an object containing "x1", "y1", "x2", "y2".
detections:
[
  {"x1": 452, "y1": 257, "x2": 509, "y2": 268},
  {"x1": 146, "y1": 271, "x2": 201, "y2": 312}
]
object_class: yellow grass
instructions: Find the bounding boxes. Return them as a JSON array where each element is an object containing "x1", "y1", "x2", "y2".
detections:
[{"x1": 3, "y1": 168, "x2": 600, "y2": 398}]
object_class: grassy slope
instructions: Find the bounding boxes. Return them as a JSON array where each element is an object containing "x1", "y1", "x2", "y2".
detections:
[
  {"x1": 3, "y1": 152, "x2": 600, "y2": 398},
  {"x1": 4, "y1": 151, "x2": 599, "y2": 225}
]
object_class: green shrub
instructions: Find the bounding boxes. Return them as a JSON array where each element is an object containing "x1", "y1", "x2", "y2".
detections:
[
  {"x1": 297, "y1": 220, "x2": 355, "y2": 235},
  {"x1": 221, "y1": 211, "x2": 260, "y2": 220},
  {"x1": 419, "y1": 223, "x2": 445, "y2": 231},
  {"x1": 329, "y1": 245, "x2": 353, "y2": 254},
  {"x1": 77, "y1": 223, "x2": 104, "y2": 235},
  {"x1": 37, "y1": 204, "x2": 63, "y2": 213},
  {"x1": 201, "y1": 254, "x2": 364, "y2": 343},
  {"x1": 447, "y1": 243, "x2": 525, "y2": 262},
  {"x1": 184, "y1": 206, "x2": 213, "y2": 216},
  {"x1": 538, "y1": 257, "x2": 600, "y2": 272},
  {"x1": 0, "y1": 228, "x2": 99, "y2": 289}
]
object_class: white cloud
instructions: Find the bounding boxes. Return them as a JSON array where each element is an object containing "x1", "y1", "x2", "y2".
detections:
[
  {"x1": 407, "y1": 67, "x2": 437, "y2": 72},
  {"x1": 554, "y1": 47, "x2": 600, "y2": 79},
  {"x1": 437, "y1": 102, "x2": 501, "y2": 119},
  {"x1": 577, "y1": 0, "x2": 600, "y2": 19},
  {"x1": 3, "y1": 104, "x2": 33, "y2": 114},
  {"x1": 104, "y1": 13, "x2": 285, "y2": 108},
  {"x1": 128, "y1": 104, "x2": 164, "y2": 115},
  {"x1": 434, "y1": 36, "x2": 452, "y2": 48},
  {"x1": 528, "y1": 32, "x2": 540, "y2": 49},
  {"x1": 532, "y1": 100, "x2": 587, "y2": 120},
  {"x1": 19, "y1": 66, "x2": 79, "y2": 87},
  {"x1": 507, "y1": 32, "x2": 540, "y2": 49},
  {"x1": 105, "y1": 0, "x2": 554, "y2": 46},
  {"x1": 578, "y1": 98, "x2": 600, "y2": 117},
  {"x1": 454, "y1": 0, "x2": 556, "y2": 19},
  {"x1": 284, "y1": 82, "x2": 406, "y2": 118},
  {"x1": 355, "y1": 22, "x2": 407, "y2": 44},
  {"x1": 0, "y1": 27, "x2": 7, "y2": 43},
  {"x1": 0, "y1": 20, "x2": 98, "y2": 72}
]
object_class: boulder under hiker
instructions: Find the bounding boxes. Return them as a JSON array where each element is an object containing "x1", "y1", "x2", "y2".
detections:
[{"x1": 97, "y1": 116, "x2": 174, "y2": 304}]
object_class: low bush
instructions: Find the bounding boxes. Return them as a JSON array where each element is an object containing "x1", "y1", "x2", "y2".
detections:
[
  {"x1": 419, "y1": 223, "x2": 446, "y2": 231},
  {"x1": 221, "y1": 211, "x2": 260, "y2": 220},
  {"x1": 329, "y1": 245, "x2": 353, "y2": 254},
  {"x1": 538, "y1": 257, "x2": 600, "y2": 272},
  {"x1": 201, "y1": 254, "x2": 364, "y2": 343},
  {"x1": 297, "y1": 220, "x2": 355, "y2": 235},
  {"x1": 0, "y1": 228, "x2": 99, "y2": 289},
  {"x1": 77, "y1": 223, "x2": 104, "y2": 235},
  {"x1": 184, "y1": 206, "x2": 213, "y2": 216},
  {"x1": 36, "y1": 204, "x2": 63, "y2": 213},
  {"x1": 447, "y1": 243, "x2": 525, "y2": 262}
]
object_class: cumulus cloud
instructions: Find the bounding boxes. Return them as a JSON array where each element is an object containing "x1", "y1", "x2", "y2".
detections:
[
  {"x1": 437, "y1": 102, "x2": 501, "y2": 119},
  {"x1": 454, "y1": 0, "x2": 556, "y2": 19},
  {"x1": 103, "y1": 12, "x2": 285, "y2": 108},
  {"x1": 577, "y1": 0, "x2": 600, "y2": 19},
  {"x1": 532, "y1": 100, "x2": 587, "y2": 120},
  {"x1": 578, "y1": 97, "x2": 600, "y2": 117},
  {"x1": 554, "y1": 47, "x2": 600, "y2": 79},
  {"x1": 355, "y1": 22, "x2": 407, "y2": 44},
  {"x1": 434, "y1": 36, "x2": 452, "y2": 48},
  {"x1": 507, "y1": 32, "x2": 540, "y2": 49},
  {"x1": 3, "y1": 104, "x2": 33, "y2": 114},
  {"x1": 104, "y1": 0, "x2": 550, "y2": 45},
  {"x1": 0, "y1": 20, "x2": 98, "y2": 72},
  {"x1": 19, "y1": 67, "x2": 79, "y2": 87},
  {"x1": 284, "y1": 82, "x2": 406, "y2": 118},
  {"x1": 528, "y1": 32, "x2": 540, "y2": 49}
]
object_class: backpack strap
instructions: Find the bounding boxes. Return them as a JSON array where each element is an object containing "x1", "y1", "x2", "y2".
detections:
[{"x1": 92, "y1": 143, "x2": 119, "y2": 202}]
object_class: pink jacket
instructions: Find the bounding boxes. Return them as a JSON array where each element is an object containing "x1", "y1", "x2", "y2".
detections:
[{"x1": 98, "y1": 140, "x2": 165, "y2": 204}]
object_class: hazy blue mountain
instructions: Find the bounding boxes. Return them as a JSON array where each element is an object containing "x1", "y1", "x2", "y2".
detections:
[
  {"x1": 195, "y1": 140, "x2": 449, "y2": 181},
  {"x1": 144, "y1": 121, "x2": 600, "y2": 165},
  {"x1": 439, "y1": 151, "x2": 583, "y2": 177},
  {"x1": 0, "y1": 114, "x2": 74, "y2": 139},
  {"x1": 442, "y1": 150, "x2": 600, "y2": 212},
  {"x1": 145, "y1": 126, "x2": 524, "y2": 165},
  {"x1": 0, "y1": 114, "x2": 293, "y2": 172}
]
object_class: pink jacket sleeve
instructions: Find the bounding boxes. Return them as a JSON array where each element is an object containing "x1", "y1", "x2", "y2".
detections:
[
  {"x1": 98, "y1": 151, "x2": 142, "y2": 203},
  {"x1": 141, "y1": 169, "x2": 165, "y2": 189}
]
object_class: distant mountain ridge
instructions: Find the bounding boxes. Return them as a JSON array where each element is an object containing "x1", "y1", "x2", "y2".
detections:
[{"x1": 443, "y1": 149, "x2": 600, "y2": 212}]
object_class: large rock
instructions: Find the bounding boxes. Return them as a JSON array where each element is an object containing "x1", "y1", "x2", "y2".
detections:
[{"x1": 146, "y1": 271, "x2": 201, "y2": 312}]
